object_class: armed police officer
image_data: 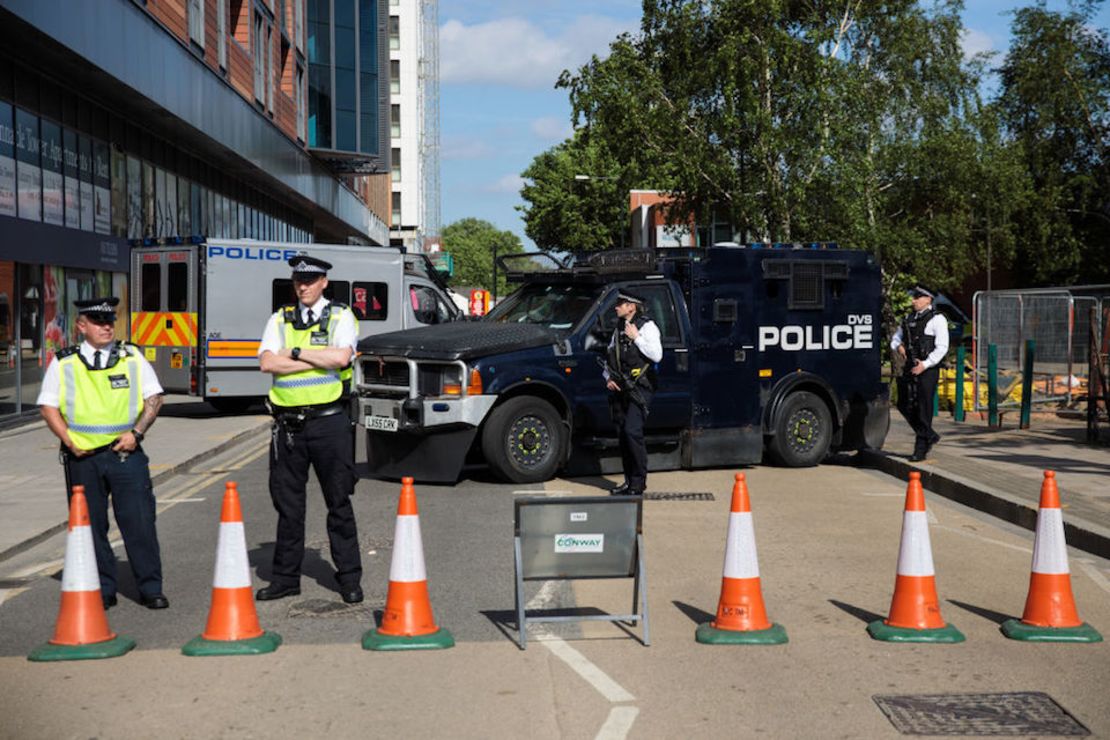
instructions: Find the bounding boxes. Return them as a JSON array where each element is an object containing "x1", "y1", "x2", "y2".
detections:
[
  {"x1": 256, "y1": 255, "x2": 363, "y2": 604},
  {"x1": 37, "y1": 297, "x2": 168, "y2": 610},
  {"x1": 604, "y1": 290, "x2": 662, "y2": 496},
  {"x1": 891, "y1": 286, "x2": 949, "y2": 462}
]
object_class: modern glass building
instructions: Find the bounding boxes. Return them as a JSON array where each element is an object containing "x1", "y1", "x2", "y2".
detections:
[
  {"x1": 306, "y1": 0, "x2": 389, "y2": 172},
  {"x1": 0, "y1": 0, "x2": 391, "y2": 422}
]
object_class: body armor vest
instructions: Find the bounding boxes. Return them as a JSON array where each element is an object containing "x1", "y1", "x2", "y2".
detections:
[
  {"x1": 609, "y1": 314, "x2": 658, "y2": 392},
  {"x1": 901, "y1": 306, "x2": 938, "y2": 371}
]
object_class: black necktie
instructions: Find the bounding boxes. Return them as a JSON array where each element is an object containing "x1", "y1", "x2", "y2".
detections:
[
  {"x1": 306, "y1": 309, "x2": 315, "y2": 324},
  {"x1": 93, "y1": 350, "x2": 102, "y2": 370}
]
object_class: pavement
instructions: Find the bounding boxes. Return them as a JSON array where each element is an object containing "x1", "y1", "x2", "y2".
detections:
[
  {"x1": 0, "y1": 396, "x2": 1106, "y2": 565},
  {"x1": 0, "y1": 396, "x2": 271, "y2": 562},
  {"x1": 861, "y1": 412, "x2": 1110, "y2": 559}
]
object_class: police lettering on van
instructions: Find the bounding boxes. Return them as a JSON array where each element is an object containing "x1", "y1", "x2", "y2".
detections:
[
  {"x1": 353, "y1": 244, "x2": 890, "y2": 484},
  {"x1": 758, "y1": 314, "x2": 874, "y2": 352}
]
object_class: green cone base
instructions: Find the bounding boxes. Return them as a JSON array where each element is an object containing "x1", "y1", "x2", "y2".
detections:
[
  {"x1": 362, "y1": 627, "x2": 455, "y2": 651},
  {"x1": 867, "y1": 619, "x2": 965, "y2": 643},
  {"x1": 1001, "y1": 619, "x2": 1103, "y2": 643},
  {"x1": 696, "y1": 622, "x2": 788, "y2": 645},
  {"x1": 182, "y1": 631, "x2": 282, "y2": 656},
  {"x1": 28, "y1": 635, "x2": 136, "y2": 662}
]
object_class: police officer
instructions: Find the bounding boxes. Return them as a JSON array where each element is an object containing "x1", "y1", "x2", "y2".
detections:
[
  {"x1": 891, "y1": 286, "x2": 949, "y2": 462},
  {"x1": 37, "y1": 297, "x2": 168, "y2": 610},
  {"x1": 256, "y1": 255, "x2": 363, "y2": 604},
  {"x1": 604, "y1": 290, "x2": 662, "y2": 496}
]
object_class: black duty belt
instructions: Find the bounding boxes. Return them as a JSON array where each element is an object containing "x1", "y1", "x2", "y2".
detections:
[
  {"x1": 270, "y1": 403, "x2": 346, "y2": 421},
  {"x1": 63, "y1": 441, "x2": 118, "y2": 457}
]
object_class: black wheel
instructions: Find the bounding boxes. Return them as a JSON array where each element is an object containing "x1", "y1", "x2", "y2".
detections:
[
  {"x1": 208, "y1": 397, "x2": 258, "y2": 414},
  {"x1": 481, "y1": 396, "x2": 564, "y2": 483},
  {"x1": 768, "y1": 391, "x2": 832, "y2": 467}
]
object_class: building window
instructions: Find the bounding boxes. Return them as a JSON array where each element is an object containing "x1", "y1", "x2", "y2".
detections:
[
  {"x1": 254, "y1": 12, "x2": 266, "y2": 105},
  {"x1": 389, "y1": 15, "x2": 400, "y2": 50},
  {"x1": 296, "y1": 64, "x2": 306, "y2": 142},
  {"x1": 391, "y1": 147, "x2": 401, "y2": 182},
  {"x1": 294, "y1": 0, "x2": 304, "y2": 51},
  {"x1": 218, "y1": 0, "x2": 227, "y2": 69},
  {"x1": 390, "y1": 60, "x2": 400, "y2": 95},
  {"x1": 391, "y1": 104, "x2": 400, "y2": 139},
  {"x1": 391, "y1": 191, "x2": 401, "y2": 226},
  {"x1": 266, "y1": 21, "x2": 274, "y2": 112},
  {"x1": 307, "y1": 0, "x2": 332, "y2": 148},
  {"x1": 188, "y1": 0, "x2": 205, "y2": 48}
]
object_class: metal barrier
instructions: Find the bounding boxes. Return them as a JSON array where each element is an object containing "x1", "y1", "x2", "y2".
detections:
[{"x1": 973, "y1": 289, "x2": 1107, "y2": 412}]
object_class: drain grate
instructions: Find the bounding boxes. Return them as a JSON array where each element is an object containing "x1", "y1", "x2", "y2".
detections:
[
  {"x1": 873, "y1": 692, "x2": 1090, "y2": 736},
  {"x1": 643, "y1": 492, "x2": 715, "y2": 501}
]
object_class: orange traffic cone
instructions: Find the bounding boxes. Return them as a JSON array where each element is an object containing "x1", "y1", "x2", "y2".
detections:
[
  {"x1": 1001, "y1": 471, "x2": 1102, "y2": 642},
  {"x1": 696, "y1": 473, "x2": 787, "y2": 645},
  {"x1": 362, "y1": 477, "x2": 454, "y2": 650},
  {"x1": 183, "y1": 482, "x2": 281, "y2": 656},
  {"x1": 28, "y1": 487, "x2": 135, "y2": 661},
  {"x1": 868, "y1": 472, "x2": 964, "y2": 642}
]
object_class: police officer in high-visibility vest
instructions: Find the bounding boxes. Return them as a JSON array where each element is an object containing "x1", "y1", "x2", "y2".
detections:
[
  {"x1": 37, "y1": 297, "x2": 168, "y2": 610},
  {"x1": 604, "y1": 290, "x2": 662, "y2": 496},
  {"x1": 891, "y1": 285, "x2": 949, "y2": 462},
  {"x1": 256, "y1": 255, "x2": 363, "y2": 604}
]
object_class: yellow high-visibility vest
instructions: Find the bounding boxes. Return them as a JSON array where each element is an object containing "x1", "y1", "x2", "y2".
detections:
[
  {"x1": 57, "y1": 343, "x2": 144, "y2": 450},
  {"x1": 268, "y1": 303, "x2": 355, "y2": 408}
]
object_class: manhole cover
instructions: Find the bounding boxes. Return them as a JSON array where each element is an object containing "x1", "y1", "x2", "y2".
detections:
[
  {"x1": 643, "y1": 492, "x2": 715, "y2": 501},
  {"x1": 873, "y1": 692, "x2": 1090, "y2": 736},
  {"x1": 287, "y1": 598, "x2": 373, "y2": 619}
]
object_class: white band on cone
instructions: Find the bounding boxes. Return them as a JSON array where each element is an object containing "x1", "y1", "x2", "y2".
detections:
[
  {"x1": 390, "y1": 514, "x2": 427, "y2": 582},
  {"x1": 61, "y1": 526, "x2": 100, "y2": 592},
  {"x1": 896, "y1": 511, "x2": 936, "y2": 577},
  {"x1": 213, "y1": 521, "x2": 252, "y2": 589},
  {"x1": 722, "y1": 512, "x2": 760, "y2": 580},
  {"x1": 1031, "y1": 508, "x2": 1069, "y2": 575}
]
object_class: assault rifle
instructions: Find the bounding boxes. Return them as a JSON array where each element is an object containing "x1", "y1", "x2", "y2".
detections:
[{"x1": 597, "y1": 356, "x2": 649, "y2": 410}]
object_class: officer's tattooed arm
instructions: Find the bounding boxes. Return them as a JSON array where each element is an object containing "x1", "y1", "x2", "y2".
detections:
[{"x1": 135, "y1": 393, "x2": 164, "y2": 435}]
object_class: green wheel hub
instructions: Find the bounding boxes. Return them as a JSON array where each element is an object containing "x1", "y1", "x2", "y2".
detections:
[{"x1": 508, "y1": 415, "x2": 551, "y2": 469}]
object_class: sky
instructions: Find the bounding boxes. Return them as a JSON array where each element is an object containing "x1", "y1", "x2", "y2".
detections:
[{"x1": 437, "y1": 1, "x2": 1110, "y2": 249}]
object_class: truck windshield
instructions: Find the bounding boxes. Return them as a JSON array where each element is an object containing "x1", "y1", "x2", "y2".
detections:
[{"x1": 486, "y1": 284, "x2": 602, "y2": 330}]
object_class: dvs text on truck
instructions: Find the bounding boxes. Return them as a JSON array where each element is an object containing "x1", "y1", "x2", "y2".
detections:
[{"x1": 353, "y1": 244, "x2": 890, "y2": 483}]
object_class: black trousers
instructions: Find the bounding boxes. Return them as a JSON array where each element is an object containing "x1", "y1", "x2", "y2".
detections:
[
  {"x1": 268, "y1": 412, "x2": 362, "y2": 589},
  {"x1": 65, "y1": 447, "x2": 163, "y2": 599},
  {"x1": 896, "y1": 366, "x2": 940, "y2": 453},
  {"x1": 611, "y1": 389, "x2": 654, "y2": 492}
]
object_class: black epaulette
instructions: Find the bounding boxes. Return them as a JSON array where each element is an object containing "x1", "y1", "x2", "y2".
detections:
[
  {"x1": 329, "y1": 302, "x2": 349, "y2": 311},
  {"x1": 281, "y1": 305, "x2": 298, "y2": 323},
  {"x1": 117, "y1": 341, "x2": 140, "y2": 356},
  {"x1": 55, "y1": 345, "x2": 80, "y2": 359}
]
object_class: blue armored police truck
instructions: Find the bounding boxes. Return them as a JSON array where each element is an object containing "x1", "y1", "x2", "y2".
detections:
[{"x1": 352, "y1": 245, "x2": 889, "y2": 483}]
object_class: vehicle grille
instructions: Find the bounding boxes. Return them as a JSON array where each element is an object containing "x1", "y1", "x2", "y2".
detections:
[{"x1": 360, "y1": 358, "x2": 410, "y2": 387}]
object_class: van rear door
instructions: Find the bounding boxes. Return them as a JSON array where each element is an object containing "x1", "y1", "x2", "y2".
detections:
[{"x1": 129, "y1": 247, "x2": 199, "y2": 394}]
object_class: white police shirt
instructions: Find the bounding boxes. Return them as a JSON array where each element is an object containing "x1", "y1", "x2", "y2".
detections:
[
  {"x1": 37, "y1": 341, "x2": 164, "y2": 407},
  {"x1": 603, "y1": 319, "x2": 663, "y2": 382},
  {"x1": 890, "y1": 311, "x2": 950, "y2": 370},
  {"x1": 257, "y1": 297, "x2": 358, "y2": 356}
]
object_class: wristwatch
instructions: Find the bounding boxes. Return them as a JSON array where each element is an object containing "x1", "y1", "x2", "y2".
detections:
[
  {"x1": 291, "y1": 347, "x2": 301, "y2": 360},
  {"x1": 131, "y1": 429, "x2": 145, "y2": 443}
]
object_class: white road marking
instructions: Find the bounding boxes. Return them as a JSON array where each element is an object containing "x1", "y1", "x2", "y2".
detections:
[
  {"x1": 513, "y1": 489, "x2": 576, "y2": 496},
  {"x1": 525, "y1": 574, "x2": 638, "y2": 736},
  {"x1": 934, "y1": 524, "x2": 1033, "y2": 555},
  {"x1": 1076, "y1": 559, "x2": 1110, "y2": 597},
  {"x1": 595, "y1": 707, "x2": 641, "y2": 740}
]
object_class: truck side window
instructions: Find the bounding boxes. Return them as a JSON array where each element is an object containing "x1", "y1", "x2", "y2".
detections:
[
  {"x1": 637, "y1": 285, "x2": 683, "y2": 345},
  {"x1": 351, "y1": 282, "x2": 388, "y2": 321},
  {"x1": 167, "y1": 262, "x2": 188, "y2": 311},
  {"x1": 409, "y1": 285, "x2": 450, "y2": 325},
  {"x1": 271, "y1": 279, "x2": 294, "y2": 312},
  {"x1": 141, "y1": 263, "x2": 161, "y2": 311}
]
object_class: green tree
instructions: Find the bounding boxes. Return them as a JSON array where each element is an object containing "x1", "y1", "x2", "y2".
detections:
[
  {"x1": 518, "y1": 131, "x2": 634, "y2": 252},
  {"x1": 441, "y1": 218, "x2": 524, "y2": 297},
  {"x1": 526, "y1": 0, "x2": 1029, "y2": 298},
  {"x1": 997, "y1": 1, "x2": 1110, "y2": 285}
]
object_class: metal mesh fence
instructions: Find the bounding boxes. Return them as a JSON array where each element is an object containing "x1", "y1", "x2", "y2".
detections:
[{"x1": 973, "y1": 290, "x2": 1105, "y2": 411}]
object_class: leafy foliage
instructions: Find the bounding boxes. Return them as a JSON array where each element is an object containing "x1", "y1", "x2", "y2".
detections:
[{"x1": 441, "y1": 218, "x2": 524, "y2": 297}]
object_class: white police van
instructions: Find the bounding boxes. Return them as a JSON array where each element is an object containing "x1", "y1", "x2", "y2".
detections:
[{"x1": 129, "y1": 240, "x2": 459, "y2": 412}]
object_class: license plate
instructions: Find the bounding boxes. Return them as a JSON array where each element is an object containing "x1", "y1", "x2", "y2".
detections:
[{"x1": 365, "y1": 414, "x2": 399, "y2": 432}]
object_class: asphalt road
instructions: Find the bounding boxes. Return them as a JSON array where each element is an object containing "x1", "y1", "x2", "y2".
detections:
[{"x1": 0, "y1": 432, "x2": 1107, "y2": 739}]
